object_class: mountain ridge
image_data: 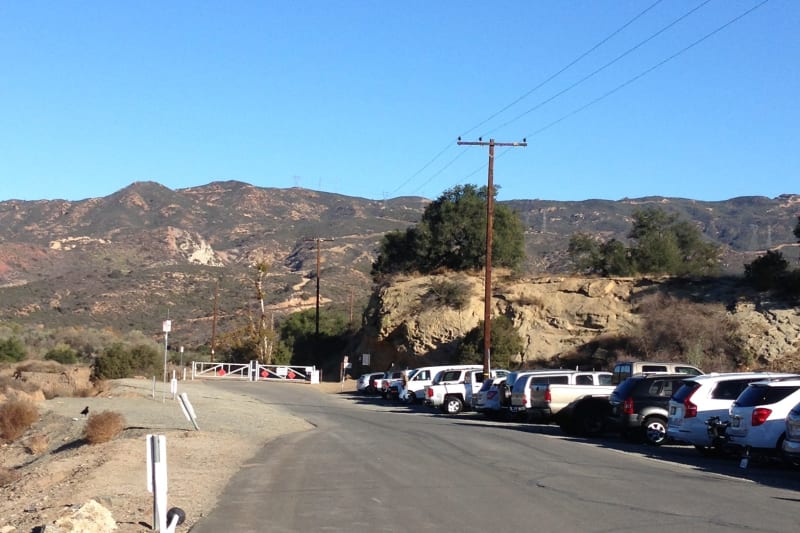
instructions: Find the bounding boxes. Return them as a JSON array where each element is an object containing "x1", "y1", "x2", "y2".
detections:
[{"x1": 0, "y1": 181, "x2": 798, "y2": 349}]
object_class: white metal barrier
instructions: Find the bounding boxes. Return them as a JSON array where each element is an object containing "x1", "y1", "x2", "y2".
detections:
[{"x1": 191, "y1": 361, "x2": 318, "y2": 383}]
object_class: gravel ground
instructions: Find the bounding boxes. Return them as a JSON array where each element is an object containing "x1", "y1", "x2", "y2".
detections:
[{"x1": 1, "y1": 377, "x2": 353, "y2": 532}]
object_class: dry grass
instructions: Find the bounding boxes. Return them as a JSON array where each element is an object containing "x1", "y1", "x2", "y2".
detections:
[
  {"x1": 0, "y1": 400, "x2": 39, "y2": 443},
  {"x1": 83, "y1": 410, "x2": 126, "y2": 444},
  {"x1": 0, "y1": 466, "x2": 20, "y2": 487},
  {"x1": 25, "y1": 433, "x2": 49, "y2": 455}
]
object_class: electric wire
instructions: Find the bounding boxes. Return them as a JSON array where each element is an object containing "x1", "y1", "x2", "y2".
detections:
[
  {"x1": 461, "y1": 0, "x2": 771, "y2": 186},
  {"x1": 482, "y1": 0, "x2": 713, "y2": 137},
  {"x1": 389, "y1": 0, "x2": 665, "y2": 197}
]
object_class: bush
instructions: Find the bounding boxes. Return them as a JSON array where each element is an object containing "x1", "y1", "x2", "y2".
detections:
[
  {"x1": 629, "y1": 294, "x2": 749, "y2": 371},
  {"x1": 457, "y1": 315, "x2": 524, "y2": 368},
  {"x1": 83, "y1": 410, "x2": 126, "y2": 444},
  {"x1": 427, "y1": 279, "x2": 471, "y2": 310},
  {"x1": 44, "y1": 344, "x2": 79, "y2": 365},
  {"x1": 25, "y1": 433, "x2": 49, "y2": 455},
  {"x1": 0, "y1": 400, "x2": 39, "y2": 443},
  {"x1": 0, "y1": 337, "x2": 27, "y2": 363},
  {"x1": 745, "y1": 250, "x2": 788, "y2": 291},
  {"x1": 93, "y1": 343, "x2": 160, "y2": 379}
]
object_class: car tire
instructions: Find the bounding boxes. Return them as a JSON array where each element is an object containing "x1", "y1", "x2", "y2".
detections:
[
  {"x1": 644, "y1": 416, "x2": 668, "y2": 446},
  {"x1": 443, "y1": 396, "x2": 463, "y2": 415},
  {"x1": 405, "y1": 391, "x2": 416, "y2": 405}
]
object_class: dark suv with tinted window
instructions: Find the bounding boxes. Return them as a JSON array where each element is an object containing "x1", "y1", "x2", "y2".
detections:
[{"x1": 608, "y1": 373, "x2": 689, "y2": 445}]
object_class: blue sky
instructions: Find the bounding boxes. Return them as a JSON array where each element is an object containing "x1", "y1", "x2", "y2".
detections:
[{"x1": 1, "y1": 1, "x2": 797, "y2": 203}]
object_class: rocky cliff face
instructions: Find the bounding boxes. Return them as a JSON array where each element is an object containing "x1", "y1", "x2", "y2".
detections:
[{"x1": 358, "y1": 273, "x2": 800, "y2": 371}]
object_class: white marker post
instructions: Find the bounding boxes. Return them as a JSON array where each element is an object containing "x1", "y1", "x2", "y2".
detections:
[
  {"x1": 178, "y1": 392, "x2": 200, "y2": 430},
  {"x1": 170, "y1": 370, "x2": 178, "y2": 400},
  {"x1": 146, "y1": 434, "x2": 168, "y2": 531}
]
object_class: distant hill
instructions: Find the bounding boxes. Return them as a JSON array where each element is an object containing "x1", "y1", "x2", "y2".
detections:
[{"x1": 0, "y1": 180, "x2": 797, "y2": 347}]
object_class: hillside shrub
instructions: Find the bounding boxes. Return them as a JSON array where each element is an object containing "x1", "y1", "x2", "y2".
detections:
[
  {"x1": 744, "y1": 250, "x2": 788, "y2": 291},
  {"x1": 0, "y1": 337, "x2": 27, "y2": 363},
  {"x1": 457, "y1": 315, "x2": 524, "y2": 369},
  {"x1": 0, "y1": 400, "x2": 39, "y2": 443},
  {"x1": 427, "y1": 279, "x2": 471, "y2": 310},
  {"x1": 83, "y1": 410, "x2": 126, "y2": 444},
  {"x1": 93, "y1": 343, "x2": 160, "y2": 379},
  {"x1": 25, "y1": 433, "x2": 49, "y2": 455},
  {"x1": 44, "y1": 343, "x2": 79, "y2": 365},
  {"x1": 629, "y1": 294, "x2": 750, "y2": 371}
]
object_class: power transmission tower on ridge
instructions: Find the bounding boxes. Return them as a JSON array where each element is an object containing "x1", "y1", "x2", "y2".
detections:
[{"x1": 456, "y1": 137, "x2": 526, "y2": 376}]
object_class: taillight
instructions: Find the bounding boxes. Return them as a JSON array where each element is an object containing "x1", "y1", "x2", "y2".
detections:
[
  {"x1": 544, "y1": 388, "x2": 551, "y2": 403},
  {"x1": 427, "y1": 388, "x2": 433, "y2": 398},
  {"x1": 522, "y1": 394, "x2": 528, "y2": 405},
  {"x1": 752, "y1": 407, "x2": 772, "y2": 426},
  {"x1": 487, "y1": 391, "x2": 497, "y2": 400},
  {"x1": 623, "y1": 397, "x2": 634, "y2": 415},
  {"x1": 683, "y1": 390, "x2": 698, "y2": 418}
]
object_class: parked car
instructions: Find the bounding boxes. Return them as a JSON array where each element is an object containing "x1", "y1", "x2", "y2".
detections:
[
  {"x1": 727, "y1": 377, "x2": 800, "y2": 455},
  {"x1": 611, "y1": 361, "x2": 703, "y2": 385},
  {"x1": 608, "y1": 373, "x2": 690, "y2": 445},
  {"x1": 425, "y1": 367, "x2": 507, "y2": 414},
  {"x1": 356, "y1": 372, "x2": 386, "y2": 394},
  {"x1": 527, "y1": 371, "x2": 612, "y2": 425},
  {"x1": 667, "y1": 372, "x2": 795, "y2": 453},
  {"x1": 509, "y1": 370, "x2": 587, "y2": 420},
  {"x1": 378, "y1": 370, "x2": 406, "y2": 399},
  {"x1": 781, "y1": 400, "x2": 800, "y2": 462},
  {"x1": 399, "y1": 364, "x2": 482, "y2": 404},
  {"x1": 475, "y1": 376, "x2": 506, "y2": 418}
]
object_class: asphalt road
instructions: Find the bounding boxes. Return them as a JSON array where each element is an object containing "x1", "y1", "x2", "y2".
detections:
[{"x1": 191, "y1": 382, "x2": 800, "y2": 532}]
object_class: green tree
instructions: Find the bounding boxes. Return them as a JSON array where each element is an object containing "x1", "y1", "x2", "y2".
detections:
[
  {"x1": 0, "y1": 337, "x2": 27, "y2": 363},
  {"x1": 372, "y1": 184, "x2": 526, "y2": 277},
  {"x1": 568, "y1": 232, "x2": 600, "y2": 273},
  {"x1": 629, "y1": 207, "x2": 718, "y2": 276},
  {"x1": 795, "y1": 216, "x2": 800, "y2": 242},
  {"x1": 744, "y1": 250, "x2": 789, "y2": 291},
  {"x1": 279, "y1": 309, "x2": 351, "y2": 369},
  {"x1": 457, "y1": 315, "x2": 523, "y2": 369}
]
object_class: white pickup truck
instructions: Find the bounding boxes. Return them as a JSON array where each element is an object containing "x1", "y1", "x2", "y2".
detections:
[
  {"x1": 527, "y1": 371, "x2": 614, "y2": 435},
  {"x1": 425, "y1": 367, "x2": 507, "y2": 414}
]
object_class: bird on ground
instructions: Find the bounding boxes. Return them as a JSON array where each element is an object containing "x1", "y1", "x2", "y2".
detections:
[{"x1": 81, "y1": 406, "x2": 89, "y2": 416}]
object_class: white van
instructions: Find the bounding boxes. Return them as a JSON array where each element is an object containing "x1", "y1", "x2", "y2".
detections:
[{"x1": 401, "y1": 364, "x2": 482, "y2": 403}]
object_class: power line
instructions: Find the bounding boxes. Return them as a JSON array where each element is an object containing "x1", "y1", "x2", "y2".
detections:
[
  {"x1": 461, "y1": 0, "x2": 771, "y2": 183},
  {"x1": 461, "y1": 0, "x2": 665, "y2": 139},
  {"x1": 483, "y1": 0, "x2": 714, "y2": 137},
  {"x1": 391, "y1": 0, "x2": 666, "y2": 198}
]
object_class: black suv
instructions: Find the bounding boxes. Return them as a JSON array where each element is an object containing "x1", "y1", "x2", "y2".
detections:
[{"x1": 608, "y1": 373, "x2": 689, "y2": 445}]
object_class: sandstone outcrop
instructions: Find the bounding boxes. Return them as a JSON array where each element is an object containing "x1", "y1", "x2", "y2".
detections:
[{"x1": 358, "y1": 273, "x2": 800, "y2": 370}]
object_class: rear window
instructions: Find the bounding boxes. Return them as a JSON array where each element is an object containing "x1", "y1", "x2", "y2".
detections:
[
  {"x1": 612, "y1": 378, "x2": 639, "y2": 399},
  {"x1": 641, "y1": 365, "x2": 668, "y2": 373},
  {"x1": 735, "y1": 385, "x2": 799, "y2": 407},
  {"x1": 711, "y1": 379, "x2": 760, "y2": 401},
  {"x1": 671, "y1": 381, "x2": 701, "y2": 402},
  {"x1": 440, "y1": 370, "x2": 462, "y2": 382},
  {"x1": 675, "y1": 366, "x2": 703, "y2": 376}
]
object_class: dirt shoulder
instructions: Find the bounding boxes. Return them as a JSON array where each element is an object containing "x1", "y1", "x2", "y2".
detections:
[{"x1": 1, "y1": 377, "x2": 356, "y2": 532}]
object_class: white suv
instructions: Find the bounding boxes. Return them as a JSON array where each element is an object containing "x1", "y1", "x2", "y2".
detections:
[
  {"x1": 667, "y1": 372, "x2": 794, "y2": 452},
  {"x1": 728, "y1": 377, "x2": 800, "y2": 453}
]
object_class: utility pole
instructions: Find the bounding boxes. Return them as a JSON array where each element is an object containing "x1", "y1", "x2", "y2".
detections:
[
  {"x1": 210, "y1": 278, "x2": 220, "y2": 362},
  {"x1": 304, "y1": 237, "x2": 334, "y2": 335},
  {"x1": 456, "y1": 137, "x2": 526, "y2": 376}
]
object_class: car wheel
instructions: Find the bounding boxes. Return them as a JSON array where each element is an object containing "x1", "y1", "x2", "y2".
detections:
[
  {"x1": 644, "y1": 416, "x2": 668, "y2": 446},
  {"x1": 443, "y1": 396, "x2": 463, "y2": 415},
  {"x1": 405, "y1": 392, "x2": 416, "y2": 405}
]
